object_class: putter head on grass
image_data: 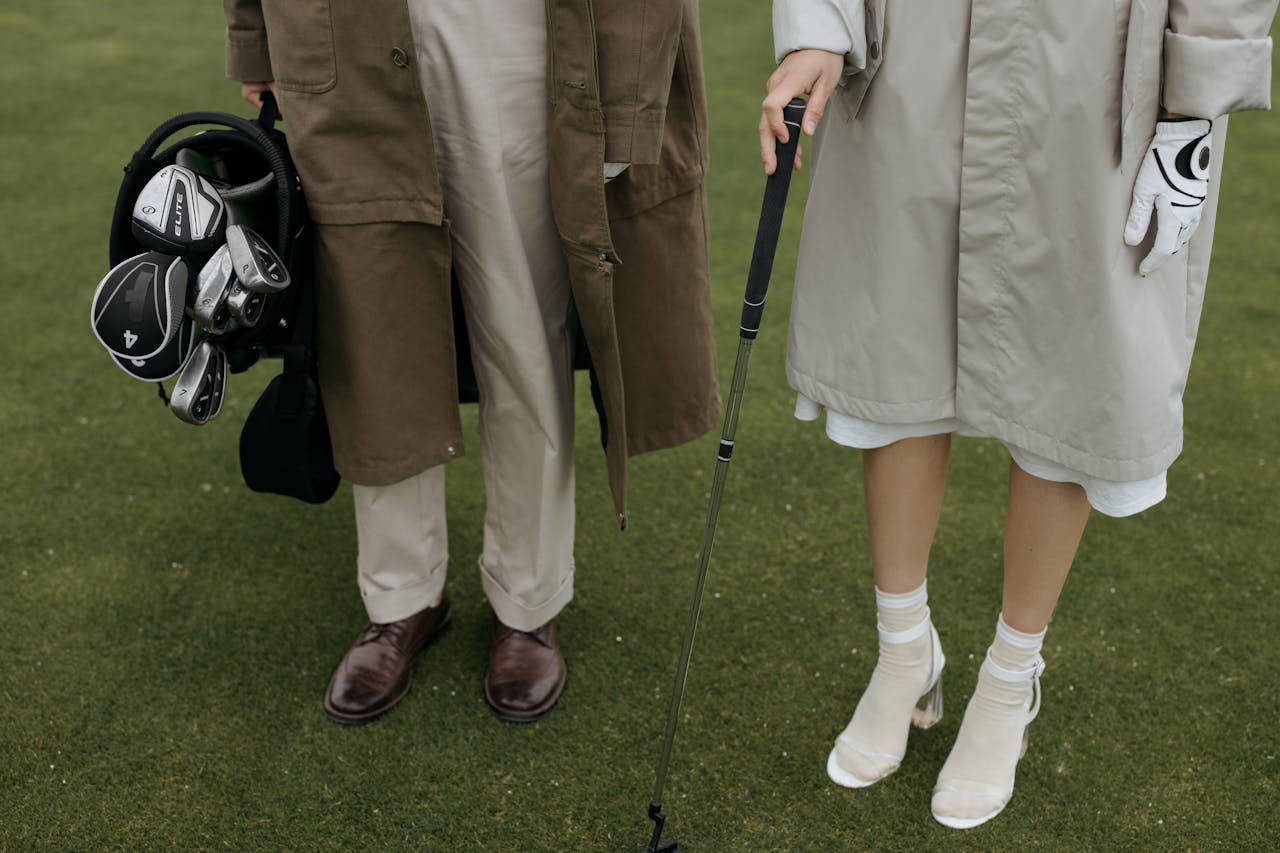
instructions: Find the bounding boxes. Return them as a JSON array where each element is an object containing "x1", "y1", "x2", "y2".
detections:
[
  {"x1": 91, "y1": 251, "x2": 188, "y2": 362},
  {"x1": 131, "y1": 164, "x2": 227, "y2": 255}
]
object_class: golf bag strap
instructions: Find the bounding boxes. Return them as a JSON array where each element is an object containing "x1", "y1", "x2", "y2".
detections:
[{"x1": 276, "y1": 246, "x2": 318, "y2": 418}]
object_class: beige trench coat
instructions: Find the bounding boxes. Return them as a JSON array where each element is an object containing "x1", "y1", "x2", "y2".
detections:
[
  {"x1": 777, "y1": 0, "x2": 1275, "y2": 481},
  {"x1": 223, "y1": 0, "x2": 719, "y2": 524}
]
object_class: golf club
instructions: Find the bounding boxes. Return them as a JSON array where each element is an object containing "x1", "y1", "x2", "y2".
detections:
[
  {"x1": 191, "y1": 244, "x2": 240, "y2": 334},
  {"x1": 170, "y1": 338, "x2": 227, "y2": 425},
  {"x1": 225, "y1": 279, "x2": 265, "y2": 328},
  {"x1": 131, "y1": 164, "x2": 227, "y2": 255},
  {"x1": 641, "y1": 98, "x2": 806, "y2": 853},
  {"x1": 226, "y1": 224, "x2": 291, "y2": 293},
  {"x1": 106, "y1": 313, "x2": 199, "y2": 382},
  {"x1": 90, "y1": 251, "x2": 189, "y2": 362}
]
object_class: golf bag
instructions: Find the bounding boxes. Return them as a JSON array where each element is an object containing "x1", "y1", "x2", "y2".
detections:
[{"x1": 105, "y1": 94, "x2": 340, "y2": 503}]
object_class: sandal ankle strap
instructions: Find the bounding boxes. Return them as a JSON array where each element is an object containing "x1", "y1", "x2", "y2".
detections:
[
  {"x1": 877, "y1": 609, "x2": 933, "y2": 645},
  {"x1": 982, "y1": 651, "x2": 1045, "y2": 722}
]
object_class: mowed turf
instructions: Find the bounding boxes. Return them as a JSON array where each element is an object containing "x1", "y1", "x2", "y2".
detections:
[{"x1": 1, "y1": 2, "x2": 1277, "y2": 850}]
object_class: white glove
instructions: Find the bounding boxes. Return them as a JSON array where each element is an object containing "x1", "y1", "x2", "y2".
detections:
[{"x1": 1124, "y1": 118, "x2": 1213, "y2": 276}]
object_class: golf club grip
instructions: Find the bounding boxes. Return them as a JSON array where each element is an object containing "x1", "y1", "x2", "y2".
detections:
[{"x1": 740, "y1": 97, "x2": 806, "y2": 340}]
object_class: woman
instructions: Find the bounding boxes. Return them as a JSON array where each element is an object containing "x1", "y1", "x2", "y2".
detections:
[{"x1": 760, "y1": 0, "x2": 1275, "y2": 829}]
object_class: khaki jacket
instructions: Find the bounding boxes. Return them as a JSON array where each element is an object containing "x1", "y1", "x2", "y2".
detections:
[
  {"x1": 224, "y1": 0, "x2": 719, "y2": 524},
  {"x1": 777, "y1": 0, "x2": 1275, "y2": 481}
]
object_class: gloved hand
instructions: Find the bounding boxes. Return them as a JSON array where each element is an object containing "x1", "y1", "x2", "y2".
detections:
[{"x1": 1124, "y1": 118, "x2": 1213, "y2": 276}]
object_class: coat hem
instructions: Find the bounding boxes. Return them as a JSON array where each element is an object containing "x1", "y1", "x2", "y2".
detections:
[
  {"x1": 337, "y1": 442, "x2": 466, "y2": 489},
  {"x1": 786, "y1": 366, "x2": 957, "y2": 424},
  {"x1": 625, "y1": 400, "x2": 720, "y2": 458}
]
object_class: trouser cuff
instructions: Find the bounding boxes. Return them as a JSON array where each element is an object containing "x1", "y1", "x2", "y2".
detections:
[{"x1": 480, "y1": 557, "x2": 574, "y2": 632}]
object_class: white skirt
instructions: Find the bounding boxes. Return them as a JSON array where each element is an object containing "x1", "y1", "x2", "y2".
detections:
[{"x1": 794, "y1": 396, "x2": 1166, "y2": 518}]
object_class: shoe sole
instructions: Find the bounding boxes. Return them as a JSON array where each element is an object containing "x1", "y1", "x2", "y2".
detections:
[
  {"x1": 483, "y1": 671, "x2": 567, "y2": 724},
  {"x1": 322, "y1": 607, "x2": 453, "y2": 725},
  {"x1": 825, "y1": 747, "x2": 889, "y2": 789}
]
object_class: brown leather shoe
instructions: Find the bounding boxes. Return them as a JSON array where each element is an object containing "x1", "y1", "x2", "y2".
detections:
[
  {"x1": 483, "y1": 613, "x2": 567, "y2": 722},
  {"x1": 323, "y1": 595, "x2": 452, "y2": 724}
]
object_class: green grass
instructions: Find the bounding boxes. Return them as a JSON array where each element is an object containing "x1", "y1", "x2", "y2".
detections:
[{"x1": 2, "y1": 2, "x2": 1278, "y2": 850}]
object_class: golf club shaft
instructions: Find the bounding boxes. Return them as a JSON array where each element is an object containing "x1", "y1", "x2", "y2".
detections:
[{"x1": 646, "y1": 98, "x2": 806, "y2": 838}]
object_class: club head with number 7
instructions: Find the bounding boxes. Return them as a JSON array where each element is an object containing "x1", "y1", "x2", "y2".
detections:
[
  {"x1": 226, "y1": 224, "x2": 290, "y2": 294},
  {"x1": 170, "y1": 339, "x2": 227, "y2": 425}
]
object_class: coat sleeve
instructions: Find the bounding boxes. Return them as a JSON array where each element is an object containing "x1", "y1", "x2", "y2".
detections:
[
  {"x1": 594, "y1": 0, "x2": 690, "y2": 165},
  {"x1": 772, "y1": 0, "x2": 866, "y2": 70},
  {"x1": 223, "y1": 0, "x2": 274, "y2": 83},
  {"x1": 1163, "y1": 0, "x2": 1277, "y2": 117}
]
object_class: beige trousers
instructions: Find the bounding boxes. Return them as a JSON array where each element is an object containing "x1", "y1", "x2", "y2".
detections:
[{"x1": 354, "y1": 0, "x2": 575, "y2": 631}]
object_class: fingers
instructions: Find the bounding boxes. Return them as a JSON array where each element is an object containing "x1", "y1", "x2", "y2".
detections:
[
  {"x1": 759, "y1": 112, "x2": 779, "y2": 175},
  {"x1": 1124, "y1": 190, "x2": 1153, "y2": 246},
  {"x1": 1139, "y1": 195, "x2": 1178, "y2": 276},
  {"x1": 760, "y1": 49, "x2": 844, "y2": 173},
  {"x1": 801, "y1": 72, "x2": 838, "y2": 137}
]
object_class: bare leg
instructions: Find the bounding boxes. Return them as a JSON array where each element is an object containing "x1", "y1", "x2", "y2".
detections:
[
  {"x1": 1001, "y1": 460, "x2": 1091, "y2": 632},
  {"x1": 827, "y1": 434, "x2": 952, "y2": 788},
  {"x1": 932, "y1": 459, "x2": 1091, "y2": 828},
  {"x1": 863, "y1": 433, "x2": 952, "y2": 593}
]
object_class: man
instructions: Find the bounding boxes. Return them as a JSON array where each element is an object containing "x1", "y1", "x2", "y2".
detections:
[{"x1": 223, "y1": 0, "x2": 718, "y2": 723}]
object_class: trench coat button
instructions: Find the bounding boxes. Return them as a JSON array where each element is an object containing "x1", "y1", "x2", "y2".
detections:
[
  {"x1": 869, "y1": 41, "x2": 880, "y2": 61},
  {"x1": 390, "y1": 47, "x2": 410, "y2": 68}
]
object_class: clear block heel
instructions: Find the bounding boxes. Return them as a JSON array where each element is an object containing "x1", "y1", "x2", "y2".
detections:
[{"x1": 912, "y1": 673, "x2": 944, "y2": 729}]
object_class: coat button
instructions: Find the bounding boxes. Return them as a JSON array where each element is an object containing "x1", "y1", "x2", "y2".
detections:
[
  {"x1": 390, "y1": 47, "x2": 409, "y2": 68},
  {"x1": 869, "y1": 40, "x2": 881, "y2": 61}
]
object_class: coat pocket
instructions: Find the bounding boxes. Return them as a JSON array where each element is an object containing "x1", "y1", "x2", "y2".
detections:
[
  {"x1": 839, "y1": 0, "x2": 887, "y2": 120},
  {"x1": 261, "y1": 0, "x2": 337, "y2": 93},
  {"x1": 1118, "y1": 0, "x2": 1167, "y2": 173}
]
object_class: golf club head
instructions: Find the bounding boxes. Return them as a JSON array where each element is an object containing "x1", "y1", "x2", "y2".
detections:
[
  {"x1": 91, "y1": 251, "x2": 189, "y2": 361},
  {"x1": 192, "y1": 244, "x2": 240, "y2": 334},
  {"x1": 107, "y1": 312, "x2": 199, "y2": 382},
  {"x1": 131, "y1": 164, "x2": 227, "y2": 254},
  {"x1": 170, "y1": 339, "x2": 227, "y2": 425},
  {"x1": 225, "y1": 280, "x2": 265, "y2": 328},
  {"x1": 175, "y1": 146, "x2": 233, "y2": 183},
  {"x1": 226, "y1": 224, "x2": 290, "y2": 293}
]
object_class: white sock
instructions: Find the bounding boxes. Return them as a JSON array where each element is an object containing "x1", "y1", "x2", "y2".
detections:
[
  {"x1": 932, "y1": 614, "x2": 1046, "y2": 827},
  {"x1": 830, "y1": 581, "x2": 943, "y2": 786}
]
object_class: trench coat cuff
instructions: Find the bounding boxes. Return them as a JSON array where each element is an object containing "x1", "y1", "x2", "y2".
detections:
[
  {"x1": 226, "y1": 28, "x2": 274, "y2": 83},
  {"x1": 1162, "y1": 31, "x2": 1273, "y2": 118},
  {"x1": 772, "y1": 0, "x2": 866, "y2": 70},
  {"x1": 603, "y1": 105, "x2": 666, "y2": 165}
]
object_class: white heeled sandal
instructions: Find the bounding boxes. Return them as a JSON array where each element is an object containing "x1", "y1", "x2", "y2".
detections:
[
  {"x1": 826, "y1": 616, "x2": 945, "y2": 788},
  {"x1": 931, "y1": 652, "x2": 1045, "y2": 829}
]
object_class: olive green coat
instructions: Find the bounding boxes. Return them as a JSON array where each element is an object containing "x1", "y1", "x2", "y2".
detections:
[{"x1": 223, "y1": 0, "x2": 719, "y2": 524}]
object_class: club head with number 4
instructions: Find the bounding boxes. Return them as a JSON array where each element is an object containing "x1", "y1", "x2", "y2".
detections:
[
  {"x1": 90, "y1": 251, "x2": 188, "y2": 362},
  {"x1": 170, "y1": 339, "x2": 227, "y2": 425},
  {"x1": 226, "y1": 224, "x2": 290, "y2": 293}
]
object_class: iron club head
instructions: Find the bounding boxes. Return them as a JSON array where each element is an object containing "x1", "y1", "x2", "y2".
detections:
[
  {"x1": 170, "y1": 339, "x2": 227, "y2": 425},
  {"x1": 225, "y1": 279, "x2": 266, "y2": 328},
  {"x1": 191, "y1": 244, "x2": 240, "y2": 334},
  {"x1": 225, "y1": 224, "x2": 291, "y2": 293}
]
